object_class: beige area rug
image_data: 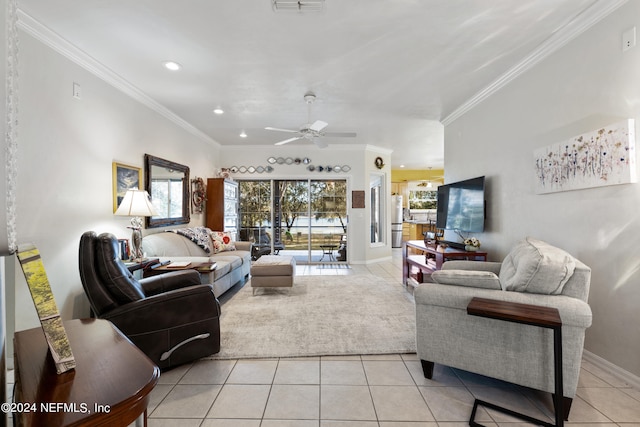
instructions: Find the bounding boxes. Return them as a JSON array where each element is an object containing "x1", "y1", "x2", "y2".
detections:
[{"x1": 209, "y1": 274, "x2": 417, "y2": 359}]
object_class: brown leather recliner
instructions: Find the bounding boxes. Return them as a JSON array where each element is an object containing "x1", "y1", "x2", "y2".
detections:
[{"x1": 79, "y1": 231, "x2": 221, "y2": 370}]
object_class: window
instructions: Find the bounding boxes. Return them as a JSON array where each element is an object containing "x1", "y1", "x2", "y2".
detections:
[
  {"x1": 150, "y1": 178, "x2": 183, "y2": 218},
  {"x1": 370, "y1": 173, "x2": 385, "y2": 244},
  {"x1": 409, "y1": 190, "x2": 437, "y2": 210}
]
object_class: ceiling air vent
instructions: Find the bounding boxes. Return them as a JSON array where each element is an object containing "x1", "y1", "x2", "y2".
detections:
[{"x1": 272, "y1": 0, "x2": 324, "y2": 12}]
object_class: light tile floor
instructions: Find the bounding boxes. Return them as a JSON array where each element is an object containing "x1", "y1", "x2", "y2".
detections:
[
  {"x1": 7, "y1": 250, "x2": 640, "y2": 426},
  {"x1": 145, "y1": 250, "x2": 640, "y2": 426}
]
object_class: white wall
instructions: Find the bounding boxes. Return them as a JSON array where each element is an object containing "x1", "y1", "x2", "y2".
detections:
[
  {"x1": 221, "y1": 144, "x2": 393, "y2": 264},
  {"x1": 444, "y1": 1, "x2": 640, "y2": 376},
  {"x1": 12, "y1": 31, "x2": 220, "y2": 332},
  {"x1": 1, "y1": 0, "x2": 9, "y2": 416}
]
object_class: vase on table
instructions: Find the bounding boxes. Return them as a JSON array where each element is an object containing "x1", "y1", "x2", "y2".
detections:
[{"x1": 465, "y1": 245, "x2": 479, "y2": 252}]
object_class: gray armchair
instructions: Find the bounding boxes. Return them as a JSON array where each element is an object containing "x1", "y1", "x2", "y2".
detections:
[
  {"x1": 79, "y1": 231, "x2": 221, "y2": 370},
  {"x1": 415, "y1": 237, "x2": 592, "y2": 420}
]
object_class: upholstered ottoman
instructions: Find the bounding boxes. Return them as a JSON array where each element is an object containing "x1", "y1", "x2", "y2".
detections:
[{"x1": 250, "y1": 255, "x2": 295, "y2": 295}]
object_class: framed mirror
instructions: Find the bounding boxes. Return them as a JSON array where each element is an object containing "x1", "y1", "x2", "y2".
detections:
[{"x1": 144, "y1": 154, "x2": 190, "y2": 228}]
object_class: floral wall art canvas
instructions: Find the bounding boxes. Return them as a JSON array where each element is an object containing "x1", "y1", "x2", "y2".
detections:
[{"x1": 534, "y1": 119, "x2": 636, "y2": 194}]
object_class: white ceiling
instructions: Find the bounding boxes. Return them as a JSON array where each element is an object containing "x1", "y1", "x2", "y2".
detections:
[{"x1": 18, "y1": 0, "x2": 604, "y2": 169}]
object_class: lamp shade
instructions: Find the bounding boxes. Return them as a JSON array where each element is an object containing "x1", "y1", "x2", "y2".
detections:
[{"x1": 114, "y1": 189, "x2": 159, "y2": 217}]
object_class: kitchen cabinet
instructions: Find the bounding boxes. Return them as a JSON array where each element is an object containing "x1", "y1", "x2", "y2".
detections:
[
  {"x1": 391, "y1": 182, "x2": 409, "y2": 208},
  {"x1": 391, "y1": 182, "x2": 400, "y2": 195},
  {"x1": 402, "y1": 221, "x2": 441, "y2": 241}
]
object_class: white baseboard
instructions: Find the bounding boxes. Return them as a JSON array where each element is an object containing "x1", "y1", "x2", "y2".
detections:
[{"x1": 582, "y1": 350, "x2": 640, "y2": 390}]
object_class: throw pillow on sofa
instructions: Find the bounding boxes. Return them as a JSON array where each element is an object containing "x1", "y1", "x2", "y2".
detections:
[
  {"x1": 210, "y1": 231, "x2": 236, "y2": 253},
  {"x1": 499, "y1": 237, "x2": 575, "y2": 295}
]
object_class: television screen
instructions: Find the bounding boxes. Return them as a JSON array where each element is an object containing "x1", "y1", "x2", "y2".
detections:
[{"x1": 436, "y1": 176, "x2": 485, "y2": 232}]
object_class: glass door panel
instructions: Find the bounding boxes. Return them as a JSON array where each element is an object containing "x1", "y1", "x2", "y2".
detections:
[
  {"x1": 310, "y1": 180, "x2": 347, "y2": 262},
  {"x1": 277, "y1": 180, "x2": 310, "y2": 264},
  {"x1": 238, "y1": 179, "x2": 347, "y2": 264},
  {"x1": 238, "y1": 181, "x2": 272, "y2": 260}
]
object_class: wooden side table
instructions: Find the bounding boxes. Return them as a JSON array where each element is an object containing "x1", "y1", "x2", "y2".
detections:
[
  {"x1": 13, "y1": 318, "x2": 159, "y2": 427},
  {"x1": 402, "y1": 240, "x2": 488, "y2": 285},
  {"x1": 142, "y1": 261, "x2": 217, "y2": 277},
  {"x1": 466, "y1": 297, "x2": 564, "y2": 427}
]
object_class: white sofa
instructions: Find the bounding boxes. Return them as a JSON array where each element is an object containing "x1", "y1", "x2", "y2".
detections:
[{"x1": 142, "y1": 228, "x2": 252, "y2": 297}]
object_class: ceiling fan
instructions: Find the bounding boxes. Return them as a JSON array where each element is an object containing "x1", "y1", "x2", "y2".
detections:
[
  {"x1": 417, "y1": 168, "x2": 445, "y2": 187},
  {"x1": 265, "y1": 92, "x2": 356, "y2": 149}
]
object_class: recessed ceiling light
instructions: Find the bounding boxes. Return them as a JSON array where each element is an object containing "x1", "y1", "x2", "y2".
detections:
[
  {"x1": 163, "y1": 61, "x2": 182, "y2": 71},
  {"x1": 240, "y1": 131, "x2": 247, "y2": 138},
  {"x1": 213, "y1": 108, "x2": 224, "y2": 115}
]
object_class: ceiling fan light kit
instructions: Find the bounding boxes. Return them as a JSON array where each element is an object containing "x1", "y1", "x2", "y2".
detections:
[
  {"x1": 266, "y1": 91, "x2": 356, "y2": 148},
  {"x1": 272, "y1": 0, "x2": 324, "y2": 12}
]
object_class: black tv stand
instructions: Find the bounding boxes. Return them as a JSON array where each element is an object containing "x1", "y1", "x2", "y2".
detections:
[{"x1": 439, "y1": 240, "x2": 466, "y2": 250}]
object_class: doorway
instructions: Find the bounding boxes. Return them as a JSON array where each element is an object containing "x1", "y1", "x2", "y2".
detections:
[{"x1": 238, "y1": 179, "x2": 347, "y2": 264}]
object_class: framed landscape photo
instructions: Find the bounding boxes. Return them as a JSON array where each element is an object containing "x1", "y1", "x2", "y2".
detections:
[
  {"x1": 17, "y1": 244, "x2": 76, "y2": 374},
  {"x1": 113, "y1": 162, "x2": 142, "y2": 212}
]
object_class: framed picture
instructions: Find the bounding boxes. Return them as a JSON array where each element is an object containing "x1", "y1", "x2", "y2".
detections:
[
  {"x1": 113, "y1": 162, "x2": 142, "y2": 212},
  {"x1": 533, "y1": 119, "x2": 636, "y2": 194},
  {"x1": 17, "y1": 244, "x2": 76, "y2": 374},
  {"x1": 352, "y1": 190, "x2": 365, "y2": 209}
]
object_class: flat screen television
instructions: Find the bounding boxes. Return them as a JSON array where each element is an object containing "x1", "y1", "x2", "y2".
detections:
[{"x1": 436, "y1": 176, "x2": 485, "y2": 232}]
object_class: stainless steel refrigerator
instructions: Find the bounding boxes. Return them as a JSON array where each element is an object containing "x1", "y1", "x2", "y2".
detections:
[{"x1": 391, "y1": 195, "x2": 403, "y2": 248}]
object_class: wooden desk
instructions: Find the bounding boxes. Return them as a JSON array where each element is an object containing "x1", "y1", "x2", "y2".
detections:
[
  {"x1": 402, "y1": 240, "x2": 487, "y2": 285},
  {"x1": 13, "y1": 319, "x2": 159, "y2": 427},
  {"x1": 467, "y1": 298, "x2": 564, "y2": 427}
]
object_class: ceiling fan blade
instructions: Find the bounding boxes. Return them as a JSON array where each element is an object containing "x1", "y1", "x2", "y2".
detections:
[
  {"x1": 275, "y1": 136, "x2": 303, "y2": 146},
  {"x1": 265, "y1": 126, "x2": 299, "y2": 133},
  {"x1": 313, "y1": 138, "x2": 328, "y2": 149},
  {"x1": 309, "y1": 120, "x2": 328, "y2": 132},
  {"x1": 323, "y1": 132, "x2": 357, "y2": 138}
]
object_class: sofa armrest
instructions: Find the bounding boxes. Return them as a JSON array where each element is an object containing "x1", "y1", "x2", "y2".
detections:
[
  {"x1": 431, "y1": 270, "x2": 502, "y2": 290},
  {"x1": 441, "y1": 260, "x2": 502, "y2": 274},
  {"x1": 139, "y1": 269, "x2": 201, "y2": 296},
  {"x1": 103, "y1": 284, "x2": 221, "y2": 334},
  {"x1": 234, "y1": 241, "x2": 252, "y2": 252},
  {"x1": 415, "y1": 283, "x2": 592, "y2": 328}
]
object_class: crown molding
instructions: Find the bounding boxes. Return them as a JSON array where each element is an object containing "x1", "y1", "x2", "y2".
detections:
[
  {"x1": 442, "y1": 0, "x2": 628, "y2": 126},
  {"x1": 16, "y1": 9, "x2": 219, "y2": 147}
]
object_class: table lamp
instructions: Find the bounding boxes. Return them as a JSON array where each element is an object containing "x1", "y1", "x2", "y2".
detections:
[{"x1": 114, "y1": 189, "x2": 158, "y2": 260}]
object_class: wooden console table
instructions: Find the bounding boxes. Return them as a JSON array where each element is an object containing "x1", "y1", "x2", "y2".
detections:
[
  {"x1": 467, "y1": 297, "x2": 564, "y2": 427},
  {"x1": 402, "y1": 240, "x2": 487, "y2": 285},
  {"x1": 13, "y1": 318, "x2": 159, "y2": 427}
]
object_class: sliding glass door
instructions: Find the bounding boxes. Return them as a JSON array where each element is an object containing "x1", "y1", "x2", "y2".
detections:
[{"x1": 238, "y1": 179, "x2": 347, "y2": 264}]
